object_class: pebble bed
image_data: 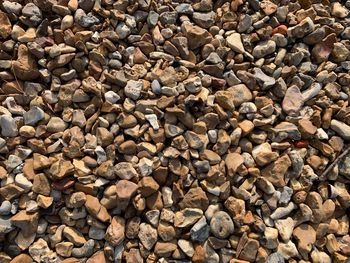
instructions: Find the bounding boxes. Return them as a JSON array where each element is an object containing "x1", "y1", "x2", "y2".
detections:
[{"x1": 1, "y1": 0, "x2": 350, "y2": 262}]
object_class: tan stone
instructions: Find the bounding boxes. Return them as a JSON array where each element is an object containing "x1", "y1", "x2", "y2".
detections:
[
  {"x1": 9, "y1": 253, "x2": 33, "y2": 263},
  {"x1": 179, "y1": 187, "x2": 209, "y2": 211},
  {"x1": 139, "y1": 177, "x2": 160, "y2": 197},
  {"x1": 63, "y1": 226, "x2": 86, "y2": 246},
  {"x1": 11, "y1": 211, "x2": 39, "y2": 237},
  {"x1": 32, "y1": 173, "x2": 51, "y2": 196},
  {"x1": 225, "y1": 153, "x2": 244, "y2": 177},
  {"x1": 261, "y1": 155, "x2": 291, "y2": 187},
  {"x1": 105, "y1": 216, "x2": 125, "y2": 246},
  {"x1": 293, "y1": 224, "x2": 316, "y2": 257}
]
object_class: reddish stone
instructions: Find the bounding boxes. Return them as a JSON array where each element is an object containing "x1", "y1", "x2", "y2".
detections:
[
  {"x1": 52, "y1": 178, "x2": 75, "y2": 191},
  {"x1": 272, "y1": 25, "x2": 288, "y2": 35},
  {"x1": 294, "y1": 140, "x2": 309, "y2": 148}
]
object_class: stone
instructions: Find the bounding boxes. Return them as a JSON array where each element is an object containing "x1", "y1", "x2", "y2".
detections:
[
  {"x1": 226, "y1": 33, "x2": 245, "y2": 53},
  {"x1": 193, "y1": 11, "x2": 215, "y2": 28},
  {"x1": 0, "y1": 116, "x2": 18, "y2": 137},
  {"x1": 2, "y1": 1, "x2": 22, "y2": 15},
  {"x1": 12, "y1": 44, "x2": 39, "y2": 80},
  {"x1": 261, "y1": 155, "x2": 292, "y2": 187},
  {"x1": 29, "y1": 238, "x2": 55, "y2": 263},
  {"x1": 210, "y1": 211, "x2": 234, "y2": 239},
  {"x1": 274, "y1": 217, "x2": 294, "y2": 242},
  {"x1": 0, "y1": 12, "x2": 11, "y2": 39},
  {"x1": 85, "y1": 195, "x2": 111, "y2": 222},
  {"x1": 282, "y1": 85, "x2": 303, "y2": 116},
  {"x1": 239, "y1": 238, "x2": 259, "y2": 261},
  {"x1": 184, "y1": 24, "x2": 211, "y2": 50},
  {"x1": 191, "y1": 216, "x2": 210, "y2": 242},
  {"x1": 55, "y1": 242, "x2": 73, "y2": 257},
  {"x1": 71, "y1": 239, "x2": 95, "y2": 258},
  {"x1": 330, "y1": 120, "x2": 350, "y2": 141},
  {"x1": 63, "y1": 226, "x2": 87, "y2": 246},
  {"x1": 252, "y1": 143, "x2": 278, "y2": 166},
  {"x1": 277, "y1": 241, "x2": 299, "y2": 260},
  {"x1": 11, "y1": 211, "x2": 39, "y2": 237},
  {"x1": 124, "y1": 80, "x2": 143, "y2": 100},
  {"x1": 105, "y1": 216, "x2": 125, "y2": 246},
  {"x1": 179, "y1": 187, "x2": 209, "y2": 211},
  {"x1": 227, "y1": 84, "x2": 253, "y2": 106},
  {"x1": 174, "y1": 208, "x2": 203, "y2": 228},
  {"x1": 225, "y1": 153, "x2": 244, "y2": 176},
  {"x1": 293, "y1": 224, "x2": 316, "y2": 257},
  {"x1": 253, "y1": 68, "x2": 276, "y2": 89},
  {"x1": 332, "y1": 2, "x2": 349, "y2": 18},
  {"x1": 138, "y1": 223, "x2": 158, "y2": 250},
  {"x1": 114, "y1": 162, "x2": 138, "y2": 180},
  {"x1": 288, "y1": 17, "x2": 314, "y2": 38},
  {"x1": 47, "y1": 117, "x2": 68, "y2": 132},
  {"x1": 252, "y1": 40, "x2": 276, "y2": 58},
  {"x1": 178, "y1": 239, "x2": 195, "y2": 257}
]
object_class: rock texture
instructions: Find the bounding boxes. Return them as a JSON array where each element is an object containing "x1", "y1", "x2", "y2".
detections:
[{"x1": 0, "y1": 0, "x2": 349, "y2": 262}]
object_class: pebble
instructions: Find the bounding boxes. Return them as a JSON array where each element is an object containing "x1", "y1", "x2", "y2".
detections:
[
  {"x1": 210, "y1": 211, "x2": 234, "y2": 239},
  {"x1": 124, "y1": 80, "x2": 143, "y2": 100},
  {"x1": 330, "y1": 120, "x2": 350, "y2": 141},
  {"x1": 282, "y1": 85, "x2": 304, "y2": 116},
  {"x1": 23, "y1": 106, "x2": 45, "y2": 126},
  {"x1": 252, "y1": 40, "x2": 276, "y2": 58},
  {"x1": 0, "y1": 115, "x2": 18, "y2": 137},
  {"x1": 226, "y1": 33, "x2": 245, "y2": 53}
]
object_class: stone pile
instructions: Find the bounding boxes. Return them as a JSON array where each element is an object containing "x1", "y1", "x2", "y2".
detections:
[{"x1": 0, "y1": 0, "x2": 350, "y2": 262}]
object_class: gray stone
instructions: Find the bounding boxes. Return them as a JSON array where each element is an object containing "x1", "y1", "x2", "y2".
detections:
[
  {"x1": 23, "y1": 106, "x2": 45, "y2": 126},
  {"x1": 190, "y1": 216, "x2": 210, "y2": 242},
  {"x1": 0, "y1": 115, "x2": 18, "y2": 137},
  {"x1": 78, "y1": 0, "x2": 95, "y2": 12},
  {"x1": 0, "y1": 201, "x2": 12, "y2": 216},
  {"x1": 252, "y1": 40, "x2": 276, "y2": 58},
  {"x1": 116, "y1": 22, "x2": 131, "y2": 39},
  {"x1": 124, "y1": 80, "x2": 143, "y2": 100},
  {"x1": 237, "y1": 15, "x2": 252, "y2": 33},
  {"x1": 253, "y1": 68, "x2": 276, "y2": 89},
  {"x1": 330, "y1": 120, "x2": 350, "y2": 141},
  {"x1": 339, "y1": 153, "x2": 350, "y2": 177},
  {"x1": 175, "y1": 4, "x2": 194, "y2": 15},
  {"x1": 2, "y1": 1, "x2": 22, "y2": 15},
  {"x1": 287, "y1": 17, "x2": 314, "y2": 38},
  {"x1": 22, "y1": 3, "x2": 42, "y2": 26},
  {"x1": 0, "y1": 216, "x2": 14, "y2": 234},
  {"x1": 210, "y1": 211, "x2": 234, "y2": 239},
  {"x1": 71, "y1": 239, "x2": 95, "y2": 258},
  {"x1": 193, "y1": 12, "x2": 215, "y2": 28}
]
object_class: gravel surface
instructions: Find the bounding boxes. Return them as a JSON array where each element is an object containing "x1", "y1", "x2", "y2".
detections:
[{"x1": 0, "y1": 0, "x2": 350, "y2": 262}]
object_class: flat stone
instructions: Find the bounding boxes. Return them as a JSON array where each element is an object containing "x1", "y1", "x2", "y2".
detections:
[
  {"x1": 124, "y1": 80, "x2": 143, "y2": 100},
  {"x1": 282, "y1": 85, "x2": 303, "y2": 116},
  {"x1": 174, "y1": 208, "x2": 203, "y2": 228},
  {"x1": 226, "y1": 33, "x2": 245, "y2": 53}
]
